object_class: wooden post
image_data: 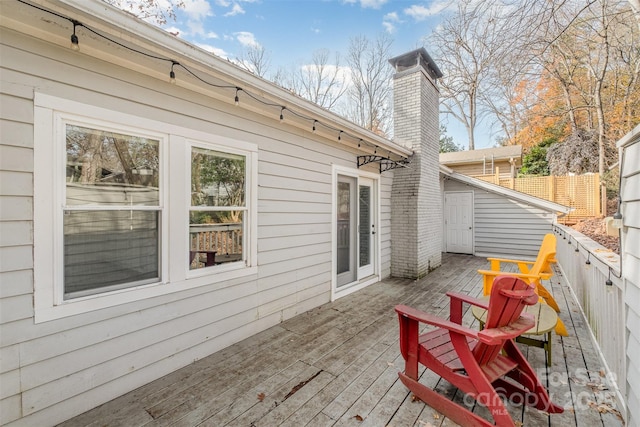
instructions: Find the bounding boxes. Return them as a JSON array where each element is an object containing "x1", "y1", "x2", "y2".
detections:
[
  {"x1": 594, "y1": 173, "x2": 601, "y2": 216},
  {"x1": 549, "y1": 176, "x2": 555, "y2": 202}
]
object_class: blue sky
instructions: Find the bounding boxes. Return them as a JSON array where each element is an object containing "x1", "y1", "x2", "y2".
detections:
[
  {"x1": 159, "y1": 0, "x2": 485, "y2": 148},
  {"x1": 165, "y1": 0, "x2": 450, "y2": 63}
]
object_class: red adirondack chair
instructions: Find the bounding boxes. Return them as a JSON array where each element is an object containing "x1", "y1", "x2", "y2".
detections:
[{"x1": 395, "y1": 275, "x2": 564, "y2": 427}]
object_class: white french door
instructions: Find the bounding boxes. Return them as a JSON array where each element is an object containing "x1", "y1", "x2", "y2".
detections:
[{"x1": 335, "y1": 173, "x2": 377, "y2": 290}]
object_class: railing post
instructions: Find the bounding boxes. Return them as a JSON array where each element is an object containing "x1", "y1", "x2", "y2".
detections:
[{"x1": 594, "y1": 173, "x2": 602, "y2": 216}]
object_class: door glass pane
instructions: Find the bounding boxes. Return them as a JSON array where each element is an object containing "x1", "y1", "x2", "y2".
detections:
[
  {"x1": 359, "y1": 185, "x2": 371, "y2": 267},
  {"x1": 337, "y1": 181, "x2": 351, "y2": 275}
]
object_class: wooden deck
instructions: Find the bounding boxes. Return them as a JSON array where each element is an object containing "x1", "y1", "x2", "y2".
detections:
[{"x1": 59, "y1": 254, "x2": 625, "y2": 427}]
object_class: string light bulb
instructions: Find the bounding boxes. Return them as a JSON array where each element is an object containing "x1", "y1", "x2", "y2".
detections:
[
  {"x1": 235, "y1": 87, "x2": 240, "y2": 106},
  {"x1": 169, "y1": 61, "x2": 178, "y2": 84},
  {"x1": 374, "y1": 146, "x2": 377, "y2": 154},
  {"x1": 358, "y1": 139, "x2": 362, "y2": 148},
  {"x1": 70, "y1": 21, "x2": 80, "y2": 51},
  {"x1": 312, "y1": 120, "x2": 317, "y2": 133},
  {"x1": 280, "y1": 107, "x2": 285, "y2": 122},
  {"x1": 338, "y1": 131, "x2": 342, "y2": 141}
]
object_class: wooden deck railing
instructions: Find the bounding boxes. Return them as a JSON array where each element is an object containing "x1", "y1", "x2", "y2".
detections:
[
  {"x1": 189, "y1": 222, "x2": 242, "y2": 262},
  {"x1": 554, "y1": 224, "x2": 625, "y2": 417}
]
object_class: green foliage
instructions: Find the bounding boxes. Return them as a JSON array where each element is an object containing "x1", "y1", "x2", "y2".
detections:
[
  {"x1": 601, "y1": 167, "x2": 620, "y2": 200},
  {"x1": 519, "y1": 136, "x2": 557, "y2": 176},
  {"x1": 439, "y1": 125, "x2": 462, "y2": 153}
]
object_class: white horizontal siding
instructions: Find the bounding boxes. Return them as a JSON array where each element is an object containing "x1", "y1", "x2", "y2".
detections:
[
  {"x1": 443, "y1": 178, "x2": 555, "y2": 258},
  {"x1": 0, "y1": 23, "x2": 390, "y2": 427},
  {"x1": 621, "y1": 132, "x2": 640, "y2": 427}
]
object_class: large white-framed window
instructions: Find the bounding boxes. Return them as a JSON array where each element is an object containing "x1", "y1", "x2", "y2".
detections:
[{"x1": 34, "y1": 93, "x2": 258, "y2": 323}]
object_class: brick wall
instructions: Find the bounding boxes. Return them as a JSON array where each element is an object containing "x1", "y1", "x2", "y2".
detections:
[{"x1": 390, "y1": 51, "x2": 442, "y2": 278}]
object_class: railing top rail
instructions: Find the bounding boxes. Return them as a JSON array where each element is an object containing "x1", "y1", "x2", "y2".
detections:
[{"x1": 553, "y1": 224, "x2": 621, "y2": 280}]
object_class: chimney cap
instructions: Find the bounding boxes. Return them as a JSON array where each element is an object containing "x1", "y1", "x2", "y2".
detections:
[{"x1": 388, "y1": 48, "x2": 443, "y2": 79}]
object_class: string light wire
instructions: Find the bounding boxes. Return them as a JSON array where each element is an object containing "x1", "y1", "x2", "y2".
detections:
[{"x1": 14, "y1": 0, "x2": 410, "y2": 163}]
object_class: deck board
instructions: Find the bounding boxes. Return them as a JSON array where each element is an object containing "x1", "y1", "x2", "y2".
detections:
[{"x1": 57, "y1": 254, "x2": 624, "y2": 427}]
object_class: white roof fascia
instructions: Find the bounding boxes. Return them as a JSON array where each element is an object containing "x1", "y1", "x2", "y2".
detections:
[
  {"x1": 37, "y1": 0, "x2": 412, "y2": 158},
  {"x1": 617, "y1": 124, "x2": 640, "y2": 149},
  {"x1": 440, "y1": 165, "x2": 572, "y2": 214}
]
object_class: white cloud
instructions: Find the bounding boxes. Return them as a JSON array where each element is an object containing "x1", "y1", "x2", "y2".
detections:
[
  {"x1": 311, "y1": 27, "x2": 321, "y2": 34},
  {"x1": 234, "y1": 31, "x2": 261, "y2": 48},
  {"x1": 342, "y1": 0, "x2": 387, "y2": 8},
  {"x1": 215, "y1": 0, "x2": 231, "y2": 6},
  {"x1": 383, "y1": 21, "x2": 395, "y2": 34},
  {"x1": 205, "y1": 31, "x2": 219, "y2": 39},
  {"x1": 404, "y1": 1, "x2": 450, "y2": 21},
  {"x1": 384, "y1": 11, "x2": 400, "y2": 22},
  {"x1": 182, "y1": 0, "x2": 212, "y2": 21},
  {"x1": 382, "y1": 11, "x2": 400, "y2": 34},
  {"x1": 224, "y1": 4, "x2": 245, "y2": 17},
  {"x1": 188, "y1": 20, "x2": 206, "y2": 36},
  {"x1": 360, "y1": 0, "x2": 388, "y2": 8}
]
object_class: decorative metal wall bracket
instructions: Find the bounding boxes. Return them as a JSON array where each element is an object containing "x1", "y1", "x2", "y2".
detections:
[{"x1": 357, "y1": 155, "x2": 412, "y2": 173}]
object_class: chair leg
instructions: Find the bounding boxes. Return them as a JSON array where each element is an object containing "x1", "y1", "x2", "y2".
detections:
[
  {"x1": 398, "y1": 372, "x2": 497, "y2": 427},
  {"x1": 502, "y1": 340, "x2": 564, "y2": 414}
]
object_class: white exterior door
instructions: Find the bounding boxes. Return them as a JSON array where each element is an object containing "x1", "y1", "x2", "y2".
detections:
[{"x1": 444, "y1": 191, "x2": 473, "y2": 254}]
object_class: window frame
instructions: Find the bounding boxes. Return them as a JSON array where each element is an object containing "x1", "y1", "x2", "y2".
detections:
[
  {"x1": 61, "y1": 119, "x2": 166, "y2": 300},
  {"x1": 34, "y1": 93, "x2": 258, "y2": 323},
  {"x1": 186, "y1": 141, "x2": 249, "y2": 276}
]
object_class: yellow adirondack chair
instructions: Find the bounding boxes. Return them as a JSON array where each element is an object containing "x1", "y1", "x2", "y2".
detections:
[{"x1": 477, "y1": 233, "x2": 568, "y2": 336}]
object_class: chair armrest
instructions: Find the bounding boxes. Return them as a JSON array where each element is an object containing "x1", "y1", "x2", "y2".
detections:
[
  {"x1": 477, "y1": 269, "x2": 541, "y2": 281},
  {"x1": 477, "y1": 314, "x2": 535, "y2": 345},
  {"x1": 487, "y1": 257, "x2": 534, "y2": 266},
  {"x1": 395, "y1": 305, "x2": 479, "y2": 340},
  {"x1": 446, "y1": 292, "x2": 488, "y2": 310},
  {"x1": 487, "y1": 257, "x2": 536, "y2": 274}
]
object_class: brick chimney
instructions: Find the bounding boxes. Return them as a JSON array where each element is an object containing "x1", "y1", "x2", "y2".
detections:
[{"x1": 389, "y1": 48, "x2": 443, "y2": 279}]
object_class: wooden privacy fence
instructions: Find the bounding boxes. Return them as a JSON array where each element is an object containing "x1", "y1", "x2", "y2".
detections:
[{"x1": 473, "y1": 169, "x2": 601, "y2": 223}]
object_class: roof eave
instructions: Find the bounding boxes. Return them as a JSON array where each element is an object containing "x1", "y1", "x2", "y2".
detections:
[
  {"x1": 42, "y1": 0, "x2": 412, "y2": 158},
  {"x1": 440, "y1": 166, "x2": 572, "y2": 214}
]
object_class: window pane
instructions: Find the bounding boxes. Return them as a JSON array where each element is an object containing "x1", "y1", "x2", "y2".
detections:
[
  {"x1": 66, "y1": 125, "x2": 159, "y2": 206},
  {"x1": 189, "y1": 211, "x2": 243, "y2": 269},
  {"x1": 64, "y1": 210, "x2": 159, "y2": 298},
  {"x1": 359, "y1": 185, "x2": 371, "y2": 267},
  {"x1": 191, "y1": 147, "x2": 245, "y2": 207},
  {"x1": 337, "y1": 181, "x2": 351, "y2": 275}
]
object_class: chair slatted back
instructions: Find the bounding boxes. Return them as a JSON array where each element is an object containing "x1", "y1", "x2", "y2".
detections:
[
  {"x1": 531, "y1": 234, "x2": 556, "y2": 276},
  {"x1": 473, "y1": 276, "x2": 538, "y2": 365}
]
